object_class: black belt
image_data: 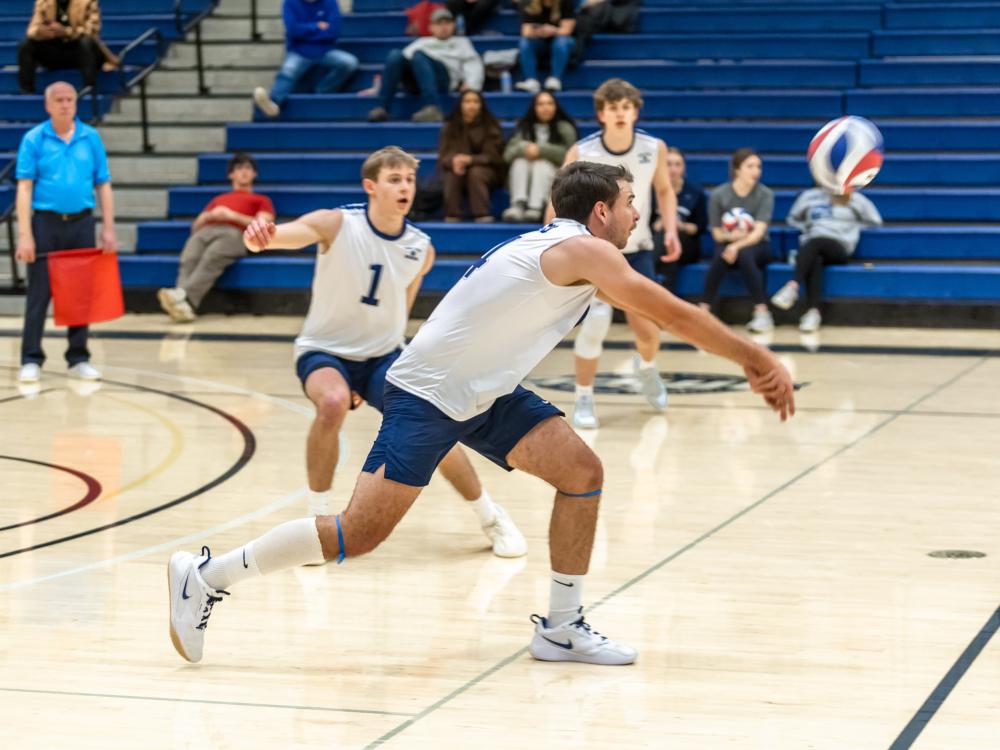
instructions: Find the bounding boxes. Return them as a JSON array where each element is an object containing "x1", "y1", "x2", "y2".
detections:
[{"x1": 36, "y1": 209, "x2": 92, "y2": 222}]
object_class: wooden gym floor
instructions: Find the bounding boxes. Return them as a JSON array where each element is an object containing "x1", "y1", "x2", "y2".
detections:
[{"x1": 0, "y1": 314, "x2": 997, "y2": 749}]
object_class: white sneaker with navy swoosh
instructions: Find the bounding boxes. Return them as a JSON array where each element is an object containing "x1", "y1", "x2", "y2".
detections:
[
  {"x1": 529, "y1": 608, "x2": 637, "y2": 665},
  {"x1": 168, "y1": 546, "x2": 228, "y2": 663}
]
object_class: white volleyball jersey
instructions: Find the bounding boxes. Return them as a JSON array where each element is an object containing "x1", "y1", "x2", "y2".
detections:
[
  {"x1": 387, "y1": 220, "x2": 597, "y2": 421},
  {"x1": 575, "y1": 128, "x2": 659, "y2": 253},
  {"x1": 294, "y1": 205, "x2": 430, "y2": 361}
]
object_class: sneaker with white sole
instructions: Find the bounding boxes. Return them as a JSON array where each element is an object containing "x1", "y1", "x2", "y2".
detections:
[
  {"x1": 543, "y1": 76, "x2": 562, "y2": 91},
  {"x1": 747, "y1": 308, "x2": 774, "y2": 333},
  {"x1": 515, "y1": 78, "x2": 540, "y2": 94},
  {"x1": 167, "y1": 546, "x2": 229, "y2": 663},
  {"x1": 799, "y1": 307, "x2": 822, "y2": 333},
  {"x1": 633, "y1": 355, "x2": 668, "y2": 411},
  {"x1": 18, "y1": 363, "x2": 40, "y2": 383},
  {"x1": 252, "y1": 86, "x2": 280, "y2": 117},
  {"x1": 69, "y1": 362, "x2": 101, "y2": 380},
  {"x1": 481, "y1": 503, "x2": 526, "y2": 558},
  {"x1": 572, "y1": 393, "x2": 599, "y2": 429},
  {"x1": 529, "y1": 608, "x2": 637, "y2": 665},
  {"x1": 157, "y1": 287, "x2": 196, "y2": 323},
  {"x1": 770, "y1": 281, "x2": 799, "y2": 311}
]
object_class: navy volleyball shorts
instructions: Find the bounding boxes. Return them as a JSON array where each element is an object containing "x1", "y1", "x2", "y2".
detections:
[
  {"x1": 362, "y1": 383, "x2": 564, "y2": 487},
  {"x1": 295, "y1": 348, "x2": 402, "y2": 412}
]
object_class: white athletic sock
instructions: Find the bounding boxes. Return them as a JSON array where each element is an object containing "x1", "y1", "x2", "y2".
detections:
[
  {"x1": 201, "y1": 518, "x2": 325, "y2": 590},
  {"x1": 575, "y1": 384, "x2": 594, "y2": 398},
  {"x1": 638, "y1": 356, "x2": 657, "y2": 370},
  {"x1": 548, "y1": 571, "x2": 584, "y2": 627},
  {"x1": 468, "y1": 490, "x2": 497, "y2": 527},
  {"x1": 308, "y1": 488, "x2": 332, "y2": 516}
]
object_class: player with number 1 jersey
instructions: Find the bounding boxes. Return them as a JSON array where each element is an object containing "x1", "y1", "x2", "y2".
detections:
[{"x1": 242, "y1": 146, "x2": 525, "y2": 559}]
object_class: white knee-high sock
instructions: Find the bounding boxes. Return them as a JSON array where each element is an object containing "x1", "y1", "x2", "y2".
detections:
[
  {"x1": 201, "y1": 518, "x2": 325, "y2": 590},
  {"x1": 548, "y1": 571, "x2": 585, "y2": 626},
  {"x1": 308, "y1": 489, "x2": 332, "y2": 516}
]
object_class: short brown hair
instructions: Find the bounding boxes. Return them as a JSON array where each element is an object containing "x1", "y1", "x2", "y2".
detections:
[
  {"x1": 361, "y1": 146, "x2": 419, "y2": 182},
  {"x1": 593, "y1": 78, "x2": 643, "y2": 114},
  {"x1": 551, "y1": 161, "x2": 634, "y2": 224}
]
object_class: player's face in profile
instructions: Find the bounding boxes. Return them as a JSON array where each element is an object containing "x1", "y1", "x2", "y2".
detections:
[
  {"x1": 374, "y1": 166, "x2": 417, "y2": 215},
  {"x1": 735, "y1": 155, "x2": 762, "y2": 185},
  {"x1": 605, "y1": 181, "x2": 639, "y2": 249},
  {"x1": 597, "y1": 99, "x2": 638, "y2": 133}
]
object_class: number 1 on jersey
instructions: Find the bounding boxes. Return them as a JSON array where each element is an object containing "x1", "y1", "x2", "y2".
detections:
[{"x1": 361, "y1": 263, "x2": 383, "y2": 306}]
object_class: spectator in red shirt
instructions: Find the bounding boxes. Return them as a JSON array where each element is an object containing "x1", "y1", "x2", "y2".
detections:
[{"x1": 157, "y1": 152, "x2": 275, "y2": 322}]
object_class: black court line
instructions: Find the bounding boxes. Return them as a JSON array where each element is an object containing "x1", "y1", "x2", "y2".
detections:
[
  {"x1": 0, "y1": 387, "x2": 57, "y2": 403},
  {"x1": 0, "y1": 377, "x2": 256, "y2": 559},
  {"x1": 0, "y1": 456, "x2": 103, "y2": 532},
  {"x1": 0, "y1": 686, "x2": 415, "y2": 718},
  {"x1": 363, "y1": 356, "x2": 989, "y2": 750},
  {"x1": 0, "y1": 329, "x2": 996, "y2": 358},
  {"x1": 889, "y1": 605, "x2": 1000, "y2": 750}
]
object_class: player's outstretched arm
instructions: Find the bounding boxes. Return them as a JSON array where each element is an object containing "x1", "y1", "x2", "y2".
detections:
[
  {"x1": 243, "y1": 209, "x2": 343, "y2": 253},
  {"x1": 653, "y1": 140, "x2": 681, "y2": 261},
  {"x1": 544, "y1": 236, "x2": 796, "y2": 420}
]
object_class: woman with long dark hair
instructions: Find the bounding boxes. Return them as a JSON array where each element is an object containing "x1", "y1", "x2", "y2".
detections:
[
  {"x1": 701, "y1": 148, "x2": 775, "y2": 333},
  {"x1": 502, "y1": 91, "x2": 577, "y2": 222},
  {"x1": 439, "y1": 90, "x2": 506, "y2": 222}
]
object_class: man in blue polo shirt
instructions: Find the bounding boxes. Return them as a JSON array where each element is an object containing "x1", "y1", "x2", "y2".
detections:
[{"x1": 15, "y1": 80, "x2": 117, "y2": 384}]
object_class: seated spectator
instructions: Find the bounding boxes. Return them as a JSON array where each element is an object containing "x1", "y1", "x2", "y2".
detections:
[
  {"x1": 772, "y1": 186, "x2": 883, "y2": 332},
  {"x1": 157, "y1": 153, "x2": 275, "y2": 323},
  {"x1": 516, "y1": 0, "x2": 576, "y2": 94},
  {"x1": 253, "y1": 0, "x2": 359, "y2": 118},
  {"x1": 19, "y1": 0, "x2": 102, "y2": 103},
  {"x1": 368, "y1": 8, "x2": 484, "y2": 123},
  {"x1": 569, "y1": 0, "x2": 641, "y2": 68},
  {"x1": 653, "y1": 147, "x2": 707, "y2": 290},
  {"x1": 700, "y1": 148, "x2": 775, "y2": 333},
  {"x1": 440, "y1": 90, "x2": 505, "y2": 222},
  {"x1": 447, "y1": 0, "x2": 501, "y2": 36},
  {"x1": 501, "y1": 91, "x2": 576, "y2": 223}
]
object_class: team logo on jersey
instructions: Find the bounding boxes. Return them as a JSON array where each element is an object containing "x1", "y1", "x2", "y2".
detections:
[
  {"x1": 638, "y1": 151, "x2": 653, "y2": 164},
  {"x1": 402, "y1": 246, "x2": 422, "y2": 261},
  {"x1": 529, "y1": 371, "x2": 806, "y2": 395}
]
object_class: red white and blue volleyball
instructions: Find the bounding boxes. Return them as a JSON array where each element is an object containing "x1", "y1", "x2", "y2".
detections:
[
  {"x1": 722, "y1": 207, "x2": 755, "y2": 232},
  {"x1": 807, "y1": 116, "x2": 884, "y2": 194}
]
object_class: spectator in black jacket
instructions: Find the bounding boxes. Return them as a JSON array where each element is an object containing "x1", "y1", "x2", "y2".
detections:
[{"x1": 654, "y1": 147, "x2": 707, "y2": 291}]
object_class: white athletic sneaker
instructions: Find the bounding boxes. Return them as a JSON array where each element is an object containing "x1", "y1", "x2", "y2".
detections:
[
  {"x1": 515, "y1": 78, "x2": 540, "y2": 94},
  {"x1": 18, "y1": 363, "x2": 40, "y2": 383},
  {"x1": 529, "y1": 609, "x2": 637, "y2": 665},
  {"x1": 633, "y1": 355, "x2": 668, "y2": 411},
  {"x1": 770, "y1": 281, "x2": 799, "y2": 311},
  {"x1": 253, "y1": 86, "x2": 280, "y2": 117},
  {"x1": 543, "y1": 76, "x2": 562, "y2": 91},
  {"x1": 168, "y1": 547, "x2": 229, "y2": 663},
  {"x1": 481, "y1": 503, "x2": 527, "y2": 558},
  {"x1": 157, "y1": 287, "x2": 196, "y2": 323},
  {"x1": 799, "y1": 308, "x2": 822, "y2": 333},
  {"x1": 69, "y1": 361, "x2": 101, "y2": 380},
  {"x1": 572, "y1": 393, "x2": 599, "y2": 430},
  {"x1": 746, "y1": 308, "x2": 774, "y2": 333}
]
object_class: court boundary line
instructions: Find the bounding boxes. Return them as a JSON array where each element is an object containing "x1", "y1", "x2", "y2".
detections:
[
  {"x1": 0, "y1": 686, "x2": 416, "y2": 718},
  {"x1": 363, "y1": 357, "x2": 989, "y2": 749},
  {"x1": 889, "y1": 604, "x2": 1000, "y2": 748}
]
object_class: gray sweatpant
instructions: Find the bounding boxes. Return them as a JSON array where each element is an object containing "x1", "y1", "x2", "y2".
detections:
[
  {"x1": 508, "y1": 158, "x2": 557, "y2": 210},
  {"x1": 176, "y1": 224, "x2": 246, "y2": 308}
]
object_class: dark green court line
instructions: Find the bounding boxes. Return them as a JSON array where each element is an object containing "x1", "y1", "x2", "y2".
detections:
[
  {"x1": 0, "y1": 686, "x2": 415, "y2": 717},
  {"x1": 363, "y1": 356, "x2": 988, "y2": 750}
]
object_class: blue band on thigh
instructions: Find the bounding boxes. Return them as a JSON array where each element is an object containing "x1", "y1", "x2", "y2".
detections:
[
  {"x1": 559, "y1": 488, "x2": 602, "y2": 498},
  {"x1": 335, "y1": 514, "x2": 345, "y2": 564}
]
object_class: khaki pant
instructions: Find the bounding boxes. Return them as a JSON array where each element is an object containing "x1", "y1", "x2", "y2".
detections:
[{"x1": 176, "y1": 224, "x2": 246, "y2": 308}]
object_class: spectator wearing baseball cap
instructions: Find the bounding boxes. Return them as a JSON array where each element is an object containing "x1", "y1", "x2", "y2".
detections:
[{"x1": 367, "y1": 7, "x2": 485, "y2": 123}]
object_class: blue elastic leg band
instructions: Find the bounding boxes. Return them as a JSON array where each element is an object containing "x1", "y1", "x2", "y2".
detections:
[
  {"x1": 559, "y1": 488, "x2": 602, "y2": 498},
  {"x1": 335, "y1": 514, "x2": 346, "y2": 564}
]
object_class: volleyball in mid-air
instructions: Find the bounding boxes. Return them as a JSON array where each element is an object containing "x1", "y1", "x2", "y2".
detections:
[
  {"x1": 722, "y1": 207, "x2": 755, "y2": 233},
  {"x1": 807, "y1": 115, "x2": 884, "y2": 194}
]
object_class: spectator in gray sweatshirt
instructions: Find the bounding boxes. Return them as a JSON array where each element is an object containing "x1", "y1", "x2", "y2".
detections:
[
  {"x1": 772, "y1": 186, "x2": 883, "y2": 332},
  {"x1": 367, "y1": 8, "x2": 485, "y2": 123}
]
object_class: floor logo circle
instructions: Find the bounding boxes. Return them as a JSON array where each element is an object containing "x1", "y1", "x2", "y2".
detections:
[{"x1": 529, "y1": 371, "x2": 754, "y2": 395}]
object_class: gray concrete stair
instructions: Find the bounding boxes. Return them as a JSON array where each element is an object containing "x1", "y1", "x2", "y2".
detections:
[
  {"x1": 168, "y1": 39, "x2": 284, "y2": 68},
  {"x1": 99, "y1": 124, "x2": 227, "y2": 152}
]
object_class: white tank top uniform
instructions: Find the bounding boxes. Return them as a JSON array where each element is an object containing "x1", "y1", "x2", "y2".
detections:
[
  {"x1": 293, "y1": 205, "x2": 431, "y2": 361},
  {"x1": 388, "y1": 220, "x2": 597, "y2": 421},
  {"x1": 574, "y1": 129, "x2": 659, "y2": 253}
]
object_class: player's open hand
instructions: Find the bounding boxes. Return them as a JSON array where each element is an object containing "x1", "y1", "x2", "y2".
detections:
[
  {"x1": 244, "y1": 218, "x2": 277, "y2": 252},
  {"x1": 744, "y1": 360, "x2": 796, "y2": 422}
]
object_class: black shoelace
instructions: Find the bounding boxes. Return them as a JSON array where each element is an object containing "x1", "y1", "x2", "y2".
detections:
[
  {"x1": 572, "y1": 617, "x2": 607, "y2": 642},
  {"x1": 196, "y1": 589, "x2": 229, "y2": 631}
]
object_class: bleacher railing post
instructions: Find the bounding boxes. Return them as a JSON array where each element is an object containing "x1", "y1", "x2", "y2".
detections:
[
  {"x1": 195, "y1": 23, "x2": 209, "y2": 95},
  {"x1": 251, "y1": 0, "x2": 261, "y2": 40},
  {"x1": 140, "y1": 78, "x2": 153, "y2": 153}
]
